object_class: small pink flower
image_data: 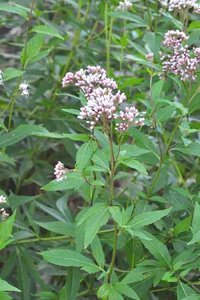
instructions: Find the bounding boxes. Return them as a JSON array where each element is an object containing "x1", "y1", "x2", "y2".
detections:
[
  {"x1": 0, "y1": 195, "x2": 6, "y2": 203},
  {"x1": 54, "y1": 161, "x2": 67, "y2": 181}
]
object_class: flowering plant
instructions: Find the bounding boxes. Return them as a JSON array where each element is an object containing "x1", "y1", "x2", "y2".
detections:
[{"x1": 0, "y1": 0, "x2": 200, "y2": 299}]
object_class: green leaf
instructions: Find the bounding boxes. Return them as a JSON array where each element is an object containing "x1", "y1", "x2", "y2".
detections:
[
  {"x1": 43, "y1": 172, "x2": 84, "y2": 191},
  {"x1": 76, "y1": 140, "x2": 97, "y2": 171},
  {"x1": 140, "y1": 232, "x2": 171, "y2": 266},
  {"x1": 127, "y1": 208, "x2": 171, "y2": 229},
  {"x1": 109, "y1": 206, "x2": 123, "y2": 227},
  {"x1": 0, "y1": 278, "x2": 20, "y2": 292},
  {"x1": 0, "y1": 153, "x2": 15, "y2": 166},
  {"x1": 35, "y1": 221, "x2": 75, "y2": 236},
  {"x1": 177, "y1": 282, "x2": 198, "y2": 300},
  {"x1": 84, "y1": 206, "x2": 110, "y2": 248},
  {"x1": 0, "y1": 3, "x2": 28, "y2": 19},
  {"x1": 91, "y1": 236, "x2": 105, "y2": 267},
  {"x1": 41, "y1": 249, "x2": 100, "y2": 274},
  {"x1": 152, "y1": 80, "x2": 164, "y2": 101},
  {"x1": 62, "y1": 108, "x2": 80, "y2": 115},
  {"x1": 9, "y1": 194, "x2": 36, "y2": 210},
  {"x1": 122, "y1": 266, "x2": 153, "y2": 284},
  {"x1": 21, "y1": 34, "x2": 44, "y2": 66},
  {"x1": 0, "y1": 212, "x2": 16, "y2": 249},
  {"x1": 65, "y1": 268, "x2": 81, "y2": 300},
  {"x1": 3, "y1": 68, "x2": 24, "y2": 81},
  {"x1": 175, "y1": 142, "x2": 200, "y2": 157},
  {"x1": 31, "y1": 25, "x2": 64, "y2": 40},
  {"x1": 121, "y1": 159, "x2": 148, "y2": 175},
  {"x1": 114, "y1": 282, "x2": 140, "y2": 300},
  {"x1": 0, "y1": 292, "x2": 12, "y2": 300},
  {"x1": 188, "y1": 202, "x2": 200, "y2": 245}
]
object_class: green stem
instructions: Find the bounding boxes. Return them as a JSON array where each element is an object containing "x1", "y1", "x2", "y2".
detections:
[
  {"x1": 105, "y1": 3, "x2": 113, "y2": 74},
  {"x1": 8, "y1": 0, "x2": 35, "y2": 129},
  {"x1": 12, "y1": 235, "x2": 71, "y2": 245},
  {"x1": 107, "y1": 222, "x2": 118, "y2": 283}
]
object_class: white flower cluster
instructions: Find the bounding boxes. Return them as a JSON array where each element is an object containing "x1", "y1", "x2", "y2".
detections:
[
  {"x1": 0, "y1": 195, "x2": 6, "y2": 204},
  {"x1": 54, "y1": 161, "x2": 67, "y2": 181},
  {"x1": 160, "y1": 0, "x2": 200, "y2": 14},
  {"x1": 63, "y1": 66, "x2": 144, "y2": 131},
  {"x1": 117, "y1": 0, "x2": 133, "y2": 11},
  {"x1": 0, "y1": 195, "x2": 9, "y2": 220},
  {"x1": 160, "y1": 30, "x2": 200, "y2": 81},
  {"x1": 19, "y1": 81, "x2": 30, "y2": 97},
  {"x1": 0, "y1": 69, "x2": 4, "y2": 86}
]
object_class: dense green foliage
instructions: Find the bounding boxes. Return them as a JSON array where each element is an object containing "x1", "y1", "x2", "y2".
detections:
[{"x1": 0, "y1": 0, "x2": 200, "y2": 299}]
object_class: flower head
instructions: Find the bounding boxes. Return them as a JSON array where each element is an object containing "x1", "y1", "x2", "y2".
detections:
[
  {"x1": 0, "y1": 69, "x2": 4, "y2": 86},
  {"x1": 19, "y1": 81, "x2": 30, "y2": 97},
  {"x1": 160, "y1": 30, "x2": 200, "y2": 81},
  {"x1": 146, "y1": 52, "x2": 154, "y2": 62},
  {"x1": 54, "y1": 161, "x2": 67, "y2": 181},
  {"x1": 63, "y1": 66, "x2": 144, "y2": 131},
  {"x1": 0, "y1": 208, "x2": 9, "y2": 220},
  {"x1": 160, "y1": 0, "x2": 200, "y2": 14},
  {"x1": 0, "y1": 195, "x2": 6, "y2": 204},
  {"x1": 117, "y1": 0, "x2": 133, "y2": 11},
  {"x1": 163, "y1": 30, "x2": 188, "y2": 49}
]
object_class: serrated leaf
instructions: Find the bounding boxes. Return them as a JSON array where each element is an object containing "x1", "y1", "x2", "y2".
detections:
[
  {"x1": 128, "y1": 208, "x2": 171, "y2": 229},
  {"x1": 140, "y1": 232, "x2": 171, "y2": 266},
  {"x1": 41, "y1": 249, "x2": 100, "y2": 274},
  {"x1": 91, "y1": 236, "x2": 105, "y2": 268},
  {"x1": 84, "y1": 207, "x2": 110, "y2": 248},
  {"x1": 35, "y1": 221, "x2": 75, "y2": 236},
  {"x1": 121, "y1": 159, "x2": 147, "y2": 175},
  {"x1": 76, "y1": 140, "x2": 97, "y2": 171},
  {"x1": 43, "y1": 172, "x2": 84, "y2": 191}
]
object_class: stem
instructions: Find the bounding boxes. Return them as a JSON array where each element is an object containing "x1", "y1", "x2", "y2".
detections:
[
  {"x1": 12, "y1": 235, "x2": 71, "y2": 245},
  {"x1": 107, "y1": 222, "x2": 118, "y2": 283},
  {"x1": 105, "y1": 3, "x2": 113, "y2": 74},
  {"x1": 8, "y1": 0, "x2": 35, "y2": 129},
  {"x1": 108, "y1": 128, "x2": 115, "y2": 206}
]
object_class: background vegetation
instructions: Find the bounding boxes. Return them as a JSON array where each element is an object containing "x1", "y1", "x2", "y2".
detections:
[{"x1": 0, "y1": 0, "x2": 200, "y2": 299}]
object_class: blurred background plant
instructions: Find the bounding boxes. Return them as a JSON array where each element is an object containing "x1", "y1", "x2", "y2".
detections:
[{"x1": 0, "y1": 0, "x2": 200, "y2": 299}]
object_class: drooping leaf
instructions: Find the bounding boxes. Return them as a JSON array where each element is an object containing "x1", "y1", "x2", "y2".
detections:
[
  {"x1": 41, "y1": 249, "x2": 100, "y2": 274},
  {"x1": 0, "y1": 278, "x2": 20, "y2": 292},
  {"x1": 0, "y1": 3, "x2": 28, "y2": 19},
  {"x1": 31, "y1": 25, "x2": 64, "y2": 40},
  {"x1": 127, "y1": 208, "x2": 171, "y2": 230}
]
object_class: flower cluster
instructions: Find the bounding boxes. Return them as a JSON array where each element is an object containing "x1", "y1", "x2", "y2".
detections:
[
  {"x1": 0, "y1": 195, "x2": 8, "y2": 220},
  {"x1": 19, "y1": 81, "x2": 30, "y2": 97},
  {"x1": 146, "y1": 52, "x2": 154, "y2": 62},
  {"x1": 54, "y1": 161, "x2": 68, "y2": 181},
  {"x1": 117, "y1": 0, "x2": 133, "y2": 11},
  {"x1": 0, "y1": 195, "x2": 6, "y2": 204},
  {"x1": 0, "y1": 69, "x2": 4, "y2": 86},
  {"x1": 160, "y1": 0, "x2": 200, "y2": 13},
  {"x1": 160, "y1": 30, "x2": 200, "y2": 81},
  {"x1": 62, "y1": 66, "x2": 144, "y2": 131},
  {"x1": 116, "y1": 107, "x2": 144, "y2": 132}
]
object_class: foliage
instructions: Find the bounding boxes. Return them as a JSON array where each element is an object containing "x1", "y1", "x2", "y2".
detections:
[{"x1": 0, "y1": 0, "x2": 200, "y2": 299}]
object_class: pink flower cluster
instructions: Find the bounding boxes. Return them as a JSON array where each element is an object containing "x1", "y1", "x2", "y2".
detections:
[
  {"x1": 54, "y1": 161, "x2": 67, "y2": 181},
  {"x1": 117, "y1": 0, "x2": 133, "y2": 11},
  {"x1": 160, "y1": 30, "x2": 200, "y2": 81},
  {"x1": 160, "y1": 0, "x2": 200, "y2": 13},
  {"x1": 62, "y1": 66, "x2": 144, "y2": 131},
  {"x1": 0, "y1": 195, "x2": 9, "y2": 220}
]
